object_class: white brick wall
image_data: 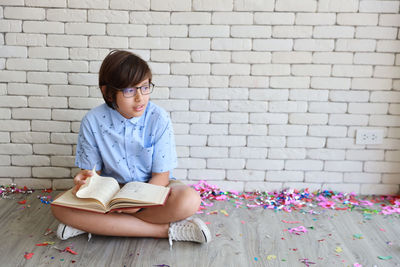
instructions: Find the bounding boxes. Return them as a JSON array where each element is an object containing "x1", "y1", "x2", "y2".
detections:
[{"x1": 0, "y1": 0, "x2": 399, "y2": 195}]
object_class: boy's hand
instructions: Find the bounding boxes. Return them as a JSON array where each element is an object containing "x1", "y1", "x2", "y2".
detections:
[{"x1": 72, "y1": 169, "x2": 94, "y2": 195}]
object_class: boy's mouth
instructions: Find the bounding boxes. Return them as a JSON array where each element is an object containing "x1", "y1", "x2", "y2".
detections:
[{"x1": 134, "y1": 104, "x2": 145, "y2": 112}]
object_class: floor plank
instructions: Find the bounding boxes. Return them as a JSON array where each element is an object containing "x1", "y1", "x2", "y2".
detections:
[{"x1": 0, "y1": 191, "x2": 399, "y2": 267}]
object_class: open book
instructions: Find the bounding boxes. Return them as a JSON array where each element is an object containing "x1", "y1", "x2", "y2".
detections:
[{"x1": 51, "y1": 167, "x2": 171, "y2": 213}]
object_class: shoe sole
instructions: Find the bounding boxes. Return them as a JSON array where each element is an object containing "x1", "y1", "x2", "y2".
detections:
[{"x1": 192, "y1": 218, "x2": 212, "y2": 243}]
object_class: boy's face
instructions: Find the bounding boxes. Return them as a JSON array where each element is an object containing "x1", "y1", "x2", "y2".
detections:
[{"x1": 115, "y1": 79, "x2": 150, "y2": 119}]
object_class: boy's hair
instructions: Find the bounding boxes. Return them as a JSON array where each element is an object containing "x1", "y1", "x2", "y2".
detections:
[{"x1": 99, "y1": 50, "x2": 152, "y2": 109}]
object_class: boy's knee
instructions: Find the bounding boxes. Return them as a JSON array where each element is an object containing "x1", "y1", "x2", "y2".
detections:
[{"x1": 173, "y1": 186, "x2": 201, "y2": 216}]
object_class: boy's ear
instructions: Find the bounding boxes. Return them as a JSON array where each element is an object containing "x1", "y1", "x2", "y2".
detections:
[{"x1": 100, "y1": 85, "x2": 106, "y2": 95}]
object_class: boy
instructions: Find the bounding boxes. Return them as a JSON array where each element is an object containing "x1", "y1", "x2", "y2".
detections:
[{"x1": 51, "y1": 50, "x2": 211, "y2": 247}]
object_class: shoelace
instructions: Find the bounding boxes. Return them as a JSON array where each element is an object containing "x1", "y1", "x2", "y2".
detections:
[{"x1": 168, "y1": 221, "x2": 196, "y2": 249}]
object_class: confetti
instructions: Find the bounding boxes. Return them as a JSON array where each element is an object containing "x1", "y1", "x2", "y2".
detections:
[
  {"x1": 378, "y1": 256, "x2": 392, "y2": 260},
  {"x1": 288, "y1": 226, "x2": 308, "y2": 235},
  {"x1": 220, "y1": 209, "x2": 229, "y2": 216},
  {"x1": 267, "y1": 255, "x2": 277, "y2": 260},
  {"x1": 353, "y1": 234, "x2": 363, "y2": 239},
  {"x1": 65, "y1": 247, "x2": 78, "y2": 255},
  {"x1": 335, "y1": 247, "x2": 343, "y2": 253},
  {"x1": 18, "y1": 200, "x2": 26, "y2": 204},
  {"x1": 24, "y1": 253, "x2": 34, "y2": 260},
  {"x1": 35, "y1": 242, "x2": 55, "y2": 246},
  {"x1": 299, "y1": 258, "x2": 316, "y2": 266},
  {"x1": 254, "y1": 257, "x2": 258, "y2": 261},
  {"x1": 282, "y1": 220, "x2": 301, "y2": 224},
  {"x1": 353, "y1": 263, "x2": 362, "y2": 267}
]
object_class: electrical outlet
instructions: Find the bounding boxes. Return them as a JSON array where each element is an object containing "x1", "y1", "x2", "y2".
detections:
[{"x1": 356, "y1": 129, "x2": 384, "y2": 145}]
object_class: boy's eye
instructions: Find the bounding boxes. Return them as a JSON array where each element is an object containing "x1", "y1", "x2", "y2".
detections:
[
  {"x1": 141, "y1": 86, "x2": 149, "y2": 91},
  {"x1": 125, "y1": 88, "x2": 136, "y2": 94}
]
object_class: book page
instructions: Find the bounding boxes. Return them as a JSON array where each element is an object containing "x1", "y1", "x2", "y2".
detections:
[
  {"x1": 76, "y1": 166, "x2": 120, "y2": 207},
  {"x1": 109, "y1": 182, "x2": 169, "y2": 207},
  {"x1": 52, "y1": 188, "x2": 107, "y2": 213}
]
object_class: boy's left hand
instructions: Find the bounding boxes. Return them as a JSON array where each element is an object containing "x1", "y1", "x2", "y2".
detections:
[{"x1": 115, "y1": 208, "x2": 141, "y2": 214}]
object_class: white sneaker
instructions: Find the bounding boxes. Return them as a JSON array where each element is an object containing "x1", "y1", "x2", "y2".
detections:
[
  {"x1": 57, "y1": 223, "x2": 89, "y2": 240},
  {"x1": 168, "y1": 218, "x2": 211, "y2": 248}
]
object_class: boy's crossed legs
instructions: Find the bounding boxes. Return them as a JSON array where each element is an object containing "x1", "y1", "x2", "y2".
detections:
[{"x1": 51, "y1": 182, "x2": 211, "y2": 245}]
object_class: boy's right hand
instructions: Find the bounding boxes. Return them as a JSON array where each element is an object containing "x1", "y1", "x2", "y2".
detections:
[{"x1": 72, "y1": 169, "x2": 94, "y2": 195}]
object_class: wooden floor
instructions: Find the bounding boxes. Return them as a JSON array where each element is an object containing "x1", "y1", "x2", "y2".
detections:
[{"x1": 1, "y1": 191, "x2": 399, "y2": 267}]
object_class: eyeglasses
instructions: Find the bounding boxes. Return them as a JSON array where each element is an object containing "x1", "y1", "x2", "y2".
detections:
[{"x1": 110, "y1": 83, "x2": 155, "y2": 98}]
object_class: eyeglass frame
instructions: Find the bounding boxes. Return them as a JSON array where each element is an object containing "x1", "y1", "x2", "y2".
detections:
[{"x1": 108, "y1": 82, "x2": 155, "y2": 98}]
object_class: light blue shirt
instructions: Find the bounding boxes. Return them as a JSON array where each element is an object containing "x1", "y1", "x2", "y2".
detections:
[{"x1": 75, "y1": 102, "x2": 178, "y2": 183}]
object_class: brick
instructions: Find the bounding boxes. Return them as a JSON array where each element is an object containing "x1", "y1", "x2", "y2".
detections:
[
  {"x1": 314, "y1": 26, "x2": 354, "y2": 38},
  {"x1": 107, "y1": 24, "x2": 146, "y2": 37},
  {"x1": 212, "y1": 63, "x2": 250, "y2": 75},
  {"x1": 4, "y1": 7, "x2": 45, "y2": 20},
  {"x1": 374, "y1": 66, "x2": 400, "y2": 78},
  {"x1": 294, "y1": 39, "x2": 334, "y2": 51},
  {"x1": 170, "y1": 87, "x2": 208, "y2": 99},
  {"x1": 175, "y1": 135, "x2": 207, "y2": 146},
  {"x1": 12, "y1": 155, "x2": 50, "y2": 166},
  {"x1": 6, "y1": 58, "x2": 47, "y2": 71},
  {"x1": 229, "y1": 124, "x2": 267, "y2": 135},
  {"x1": 212, "y1": 38, "x2": 251, "y2": 51},
  {"x1": 273, "y1": 26, "x2": 312, "y2": 38},
  {"x1": 292, "y1": 64, "x2": 331, "y2": 76},
  {"x1": 346, "y1": 149, "x2": 384, "y2": 161},
  {"x1": 153, "y1": 75, "x2": 188, "y2": 87},
  {"x1": 227, "y1": 170, "x2": 265, "y2": 181},
  {"x1": 47, "y1": 9, "x2": 86, "y2": 22},
  {"x1": 268, "y1": 148, "x2": 306, "y2": 159},
  {"x1": 152, "y1": 50, "x2": 190, "y2": 62},
  {"x1": 245, "y1": 182, "x2": 283, "y2": 192},
  {"x1": 267, "y1": 171, "x2": 304, "y2": 182},
  {"x1": 270, "y1": 77, "x2": 310, "y2": 88},
  {"x1": 309, "y1": 125, "x2": 347, "y2": 137},
  {"x1": 178, "y1": 158, "x2": 206, "y2": 169},
  {"x1": 306, "y1": 172, "x2": 343, "y2": 183},
  {"x1": 190, "y1": 147, "x2": 228, "y2": 158},
  {"x1": 230, "y1": 76, "x2": 268, "y2": 88},
  {"x1": 269, "y1": 101, "x2": 307, "y2": 113},
  {"x1": 0, "y1": 156, "x2": 11, "y2": 166},
  {"x1": 0, "y1": 96, "x2": 27, "y2": 107},
  {"x1": 190, "y1": 75, "x2": 228, "y2": 87},
  {"x1": 11, "y1": 132, "x2": 49, "y2": 143},
  {"x1": 0, "y1": 20, "x2": 22, "y2": 32},
  {"x1": 254, "y1": 12, "x2": 295, "y2": 25},
  {"x1": 356, "y1": 26, "x2": 397, "y2": 40},
  {"x1": 250, "y1": 113, "x2": 288, "y2": 124},
  {"x1": 151, "y1": 0, "x2": 191, "y2": 11},
  {"x1": 52, "y1": 109, "x2": 88, "y2": 121},
  {"x1": 253, "y1": 39, "x2": 293, "y2": 51},
  {"x1": 327, "y1": 137, "x2": 365, "y2": 149},
  {"x1": 193, "y1": 0, "x2": 233, "y2": 11},
  {"x1": 153, "y1": 100, "x2": 188, "y2": 111},
  {"x1": 289, "y1": 113, "x2": 328, "y2": 125},
  {"x1": 210, "y1": 112, "x2": 248, "y2": 123},
  {"x1": 0, "y1": 71, "x2": 25, "y2": 82},
  {"x1": 0, "y1": 144, "x2": 32, "y2": 154},
  {"x1": 190, "y1": 124, "x2": 227, "y2": 135},
  {"x1": 68, "y1": 0, "x2": 108, "y2": 9},
  {"x1": 336, "y1": 39, "x2": 376, "y2": 52},
  {"x1": 318, "y1": 0, "x2": 358, "y2": 12},
  {"x1": 311, "y1": 77, "x2": 350, "y2": 90},
  {"x1": 212, "y1": 12, "x2": 253, "y2": 24},
  {"x1": 276, "y1": 0, "x2": 317, "y2": 12},
  {"x1": 190, "y1": 100, "x2": 227, "y2": 111},
  {"x1": 66, "y1": 23, "x2": 105, "y2": 35},
  {"x1": 233, "y1": 51, "x2": 271, "y2": 63},
  {"x1": 0, "y1": 166, "x2": 31, "y2": 177},
  {"x1": 252, "y1": 64, "x2": 290, "y2": 76},
  {"x1": 360, "y1": 1, "x2": 399, "y2": 13},
  {"x1": 29, "y1": 47, "x2": 68, "y2": 59},
  {"x1": 361, "y1": 184, "x2": 399, "y2": 195},
  {"x1": 332, "y1": 65, "x2": 372, "y2": 78},
  {"x1": 32, "y1": 120, "x2": 70, "y2": 132},
  {"x1": 0, "y1": 0, "x2": 23, "y2": 5},
  {"x1": 365, "y1": 161, "x2": 400, "y2": 173},
  {"x1": 208, "y1": 158, "x2": 246, "y2": 169},
  {"x1": 89, "y1": 36, "x2": 127, "y2": 49},
  {"x1": 272, "y1": 52, "x2": 311, "y2": 64},
  {"x1": 287, "y1": 137, "x2": 326, "y2": 148},
  {"x1": 68, "y1": 73, "x2": 98, "y2": 86},
  {"x1": 370, "y1": 115, "x2": 400, "y2": 127},
  {"x1": 234, "y1": 0, "x2": 273, "y2": 11},
  {"x1": 171, "y1": 12, "x2": 210, "y2": 24},
  {"x1": 377, "y1": 40, "x2": 400, "y2": 52},
  {"x1": 248, "y1": 136, "x2": 286, "y2": 148},
  {"x1": 348, "y1": 103, "x2": 388, "y2": 114},
  {"x1": 230, "y1": 100, "x2": 266, "y2": 112},
  {"x1": 269, "y1": 125, "x2": 307, "y2": 136},
  {"x1": 191, "y1": 51, "x2": 230, "y2": 63},
  {"x1": 9, "y1": 83, "x2": 47, "y2": 96},
  {"x1": 130, "y1": 12, "x2": 170, "y2": 24},
  {"x1": 308, "y1": 148, "x2": 345, "y2": 160},
  {"x1": 51, "y1": 156, "x2": 75, "y2": 167},
  {"x1": 355, "y1": 53, "x2": 394, "y2": 65},
  {"x1": 338, "y1": 13, "x2": 378, "y2": 26},
  {"x1": 171, "y1": 63, "x2": 210, "y2": 75},
  {"x1": 313, "y1": 52, "x2": 353, "y2": 64},
  {"x1": 130, "y1": 37, "x2": 169, "y2": 49},
  {"x1": 188, "y1": 169, "x2": 226, "y2": 180},
  {"x1": 14, "y1": 178, "x2": 52, "y2": 189},
  {"x1": 329, "y1": 114, "x2": 369, "y2": 126},
  {"x1": 290, "y1": 89, "x2": 328, "y2": 101},
  {"x1": 248, "y1": 159, "x2": 284, "y2": 170},
  {"x1": 6, "y1": 33, "x2": 46, "y2": 46},
  {"x1": 330, "y1": 91, "x2": 369, "y2": 102},
  {"x1": 33, "y1": 144, "x2": 72, "y2": 155},
  {"x1": 48, "y1": 34, "x2": 87, "y2": 47},
  {"x1": 286, "y1": 160, "x2": 323, "y2": 171},
  {"x1": 110, "y1": 0, "x2": 149, "y2": 10},
  {"x1": 189, "y1": 25, "x2": 229, "y2": 38},
  {"x1": 208, "y1": 135, "x2": 246, "y2": 147},
  {"x1": 12, "y1": 108, "x2": 51, "y2": 120},
  {"x1": 309, "y1": 102, "x2": 347, "y2": 113},
  {"x1": 89, "y1": 10, "x2": 129, "y2": 23},
  {"x1": 33, "y1": 167, "x2": 70, "y2": 178},
  {"x1": 51, "y1": 133, "x2": 78, "y2": 144},
  {"x1": 322, "y1": 183, "x2": 360, "y2": 194},
  {"x1": 28, "y1": 96, "x2": 67, "y2": 109},
  {"x1": 210, "y1": 88, "x2": 248, "y2": 100},
  {"x1": 379, "y1": 14, "x2": 400, "y2": 26},
  {"x1": 23, "y1": 21, "x2": 63, "y2": 34},
  {"x1": 230, "y1": 147, "x2": 267, "y2": 158},
  {"x1": 171, "y1": 111, "x2": 209, "y2": 123},
  {"x1": 382, "y1": 174, "x2": 400, "y2": 184},
  {"x1": 295, "y1": 13, "x2": 336, "y2": 25}
]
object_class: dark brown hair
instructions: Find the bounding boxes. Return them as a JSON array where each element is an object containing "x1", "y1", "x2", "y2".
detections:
[{"x1": 99, "y1": 50, "x2": 152, "y2": 108}]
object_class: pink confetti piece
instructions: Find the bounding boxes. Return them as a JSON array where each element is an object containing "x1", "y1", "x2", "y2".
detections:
[
  {"x1": 24, "y1": 253, "x2": 34, "y2": 260},
  {"x1": 288, "y1": 226, "x2": 308, "y2": 235},
  {"x1": 379, "y1": 228, "x2": 386, "y2": 232},
  {"x1": 205, "y1": 221, "x2": 211, "y2": 225},
  {"x1": 241, "y1": 220, "x2": 245, "y2": 224},
  {"x1": 282, "y1": 220, "x2": 301, "y2": 224}
]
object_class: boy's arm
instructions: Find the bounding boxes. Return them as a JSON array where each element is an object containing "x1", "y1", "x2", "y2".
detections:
[{"x1": 149, "y1": 171, "x2": 170, "y2": 187}]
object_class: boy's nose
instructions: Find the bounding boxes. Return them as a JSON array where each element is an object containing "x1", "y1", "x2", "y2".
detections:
[{"x1": 134, "y1": 90, "x2": 143, "y2": 101}]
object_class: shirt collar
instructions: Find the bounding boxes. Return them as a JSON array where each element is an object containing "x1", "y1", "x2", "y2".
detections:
[{"x1": 109, "y1": 105, "x2": 146, "y2": 131}]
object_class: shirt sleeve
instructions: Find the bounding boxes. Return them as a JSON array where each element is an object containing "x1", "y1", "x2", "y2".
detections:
[
  {"x1": 151, "y1": 115, "x2": 178, "y2": 174},
  {"x1": 75, "y1": 116, "x2": 103, "y2": 171}
]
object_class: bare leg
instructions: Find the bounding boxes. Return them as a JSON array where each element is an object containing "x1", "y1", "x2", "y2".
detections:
[
  {"x1": 134, "y1": 184, "x2": 201, "y2": 224},
  {"x1": 51, "y1": 184, "x2": 201, "y2": 237}
]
